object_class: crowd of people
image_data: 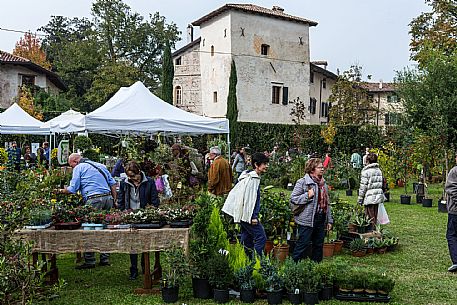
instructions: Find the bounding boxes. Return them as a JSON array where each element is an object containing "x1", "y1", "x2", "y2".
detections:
[{"x1": 6, "y1": 141, "x2": 50, "y2": 170}]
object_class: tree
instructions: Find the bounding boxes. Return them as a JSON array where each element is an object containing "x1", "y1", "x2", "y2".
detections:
[
  {"x1": 17, "y1": 86, "x2": 43, "y2": 120},
  {"x1": 161, "y1": 40, "x2": 174, "y2": 104},
  {"x1": 409, "y1": 0, "x2": 457, "y2": 66},
  {"x1": 226, "y1": 60, "x2": 238, "y2": 141},
  {"x1": 328, "y1": 65, "x2": 376, "y2": 126},
  {"x1": 13, "y1": 32, "x2": 51, "y2": 70}
]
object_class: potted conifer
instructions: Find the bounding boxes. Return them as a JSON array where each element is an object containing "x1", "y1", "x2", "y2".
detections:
[
  {"x1": 260, "y1": 255, "x2": 283, "y2": 305},
  {"x1": 207, "y1": 251, "x2": 233, "y2": 304},
  {"x1": 234, "y1": 262, "x2": 256, "y2": 303},
  {"x1": 282, "y1": 258, "x2": 303, "y2": 304}
]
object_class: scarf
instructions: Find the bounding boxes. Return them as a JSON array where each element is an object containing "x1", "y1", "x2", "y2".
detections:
[{"x1": 311, "y1": 175, "x2": 328, "y2": 213}]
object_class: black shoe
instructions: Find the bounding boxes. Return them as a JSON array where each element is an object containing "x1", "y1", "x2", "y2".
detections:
[
  {"x1": 129, "y1": 271, "x2": 138, "y2": 280},
  {"x1": 99, "y1": 261, "x2": 111, "y2": 267},
  {"x1": 448, "y1": 264, "x2": 457, "y2": 272},
  {"x1": 75, "y1": 263, "x2": 95, "y2": 270}
]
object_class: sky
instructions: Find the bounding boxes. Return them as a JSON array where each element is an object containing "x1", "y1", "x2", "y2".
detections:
[{"x1": 0, "y1": 0, "x2": 430, "y2": 82}]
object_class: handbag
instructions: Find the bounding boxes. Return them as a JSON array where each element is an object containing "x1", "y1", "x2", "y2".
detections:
[{"x1": 377, "y1": 203, "x2": 390, "y2": 225}]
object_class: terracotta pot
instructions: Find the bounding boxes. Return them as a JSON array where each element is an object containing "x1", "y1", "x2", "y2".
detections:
[
  {"x1": 264, "y1": 240, "x2": 274, "y2": 255},
  {"x1": 273, "y1": 244, "x2": 289, "y2": 261},
  {"x1": 366, "y1": 247, "x2": 374, "y2": 255},
  {"x1": 323, "y1": 242, "x2": 334, "y2": 257},
  {"x1": 333, "y1": 240, "x2": 344, "y2": 254},
  {"x1": 351, "y1": 249, "x2": 366, "y2": 257},
  {"x1": 377, "y1": 247, "x2": 387, "y2": 254}
]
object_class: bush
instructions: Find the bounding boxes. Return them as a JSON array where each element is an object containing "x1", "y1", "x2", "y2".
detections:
[
  {"x1": 73, "y1": 135, "x2": 92, "y2": 151},
  {"x1": 234, "y1": 262, "x2": 255, "y2": 290},
  {"x1": 259, "y1": 255, "x2": 283, "y2": 292},
  {"x1": 282, "y1": 258, "x2": 304, "y2": 293},
  {"x1": 300, "y1": 259, "x2": 321, "y2": 293},
  {"x1": 207, "y1": 252, "x2": 234, "y2": 289},
  {"x1": 162, "y1": 245, "x2": 189, "y2": 288}
]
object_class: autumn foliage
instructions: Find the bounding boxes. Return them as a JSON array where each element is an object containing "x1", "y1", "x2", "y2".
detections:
[
  {"x1": 17, "y1": 86, "x2": 44, "y2": 121},
  {"x1": 13, "y1": 32, "x2": 52, "y2": 70}
]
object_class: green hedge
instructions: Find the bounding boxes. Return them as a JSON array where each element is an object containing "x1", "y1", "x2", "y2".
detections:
[{"x1": 231, "y1": 122, "x2": 386, "y2": 154}]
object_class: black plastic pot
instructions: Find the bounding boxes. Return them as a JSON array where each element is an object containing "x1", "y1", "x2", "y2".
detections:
[
  {"x1": 213, "y1": 288, "x2": 230, "y2": 303},
  {"x1": 416, "y1": 194, "x2": 424, "y2": 204},
  {"x1": 192, "y1": 278, "x2": 212, "y2": 299},
  {"x1": 240, "y1": 289, "x2": 256, "y2": 303},
  {"x1": 267, "y1": 290, "x2": 282, "y2": 304},
  {"x1": 345, "y1": 189, "x2": 353, "y2": 196},
  {"x1": 438, "y1": 199, "x2": 448, "y2": 213},
  {"x1": 422, "y1": 198, "x2": 433, "y2": 207},
  {"x1": 319, "y1": 286, "x2": 333, "y2": 300},
  {"x1": 400, "y1": 194, "x2": 411, "y2": 205},
  {"x1": 288, "y1": 292, "x2": 301, "y2": 304},
  {"x1": 303, "y1": 292, "x2": 319, "y2": 305},
  {"x1": 162, "y1": 286, "x2": 179, "y2": 303}
]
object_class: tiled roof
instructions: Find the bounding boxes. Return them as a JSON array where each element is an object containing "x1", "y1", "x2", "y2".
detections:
[
  {"x1": 0, "y1": 50, "x2": 67, "y2": 91},
  {"x1": 362, "y1": 82, "x2": 396, "y2": 92},
  {"x1": 192, "y1": 4, "x2": 318, "y2": 27},
  {"x1": 172, "y1": 37, "x2": 201, "y2": 58},
  {"x1": 311, "y1": 63, "x2": 337, "y2": 80},
  {"x1": 0, "y1": 50, "x2": 29, "y2": 63}
]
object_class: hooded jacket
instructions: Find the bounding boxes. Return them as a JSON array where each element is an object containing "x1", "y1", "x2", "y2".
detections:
[
  {"x1": 445, "y1": 165, "x2": 457, "y2": 215},
  {"x1": 358, "y1": 163, "x2": 385, "y2": 206},
  {"x1": 118, "y1": 172, "x2": 159, "y2": 210}
]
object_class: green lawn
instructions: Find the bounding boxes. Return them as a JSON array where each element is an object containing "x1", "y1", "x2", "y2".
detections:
[{"x1": 40, "y1": 184, "x2": 457, "y2": 305}]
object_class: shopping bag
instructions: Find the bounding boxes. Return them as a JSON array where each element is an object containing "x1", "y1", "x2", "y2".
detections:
[{"x1": 377, "y1": 203, "x2": 390, "y2": 225}]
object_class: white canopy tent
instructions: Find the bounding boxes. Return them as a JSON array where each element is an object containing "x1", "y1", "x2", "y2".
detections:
[
  {"x1": 0, "y1": 103, "x2": 50, "y2": 135},
  {"x1": 84, "y1": 81, "x2": 229, "y2": 135},
  {"x1": 42, "y1": 109, "x2": 85, "y2": 134}
]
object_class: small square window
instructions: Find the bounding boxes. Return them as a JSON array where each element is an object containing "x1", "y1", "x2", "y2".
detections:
[
  {"x1": 213, "y1": 91, "x2": 218, "y2": 103},
  {"x1": 261, "y1": 44, "x2": 269, "y2": 56},
  {"x1": 175, "y1": 57, "x2": 182, "y2": 65},
  {"x1": 21, "y1": 75, "x2": 35, "y2": 87}
]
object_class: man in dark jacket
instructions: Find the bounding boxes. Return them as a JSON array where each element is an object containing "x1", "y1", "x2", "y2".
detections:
[
  {"x1": 445, "y1": 153, "x2": 457, "y2": 272},
  {"x1": 118, "y1": 161, "x2": 159, "y2": 279}
]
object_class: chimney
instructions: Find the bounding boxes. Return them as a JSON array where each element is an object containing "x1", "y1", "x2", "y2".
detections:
[
  {"x1": 311, "y1": 61, "x2": 328, "y2": 70},
  {"x1": 187, "y1": 24, "x2": 194, "y2": 43},
  {"x1": 379, "y1": 80, "x2": 383, "y2": 89},
  {"x1": 272, "y1": 6, "x2": 284, "y2": 12}
]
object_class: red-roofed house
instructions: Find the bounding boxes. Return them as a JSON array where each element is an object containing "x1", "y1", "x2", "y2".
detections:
[
  {"x1": 0, "y1": 50, "x2": 66, "y2": 109},
  {"x1": 362, "y1": 82, "x2": 402, "y2": 126}
]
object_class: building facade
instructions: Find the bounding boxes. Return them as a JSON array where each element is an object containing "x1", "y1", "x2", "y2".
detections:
[
  {"x1": 173, "y1": 4, "x2": 319, "y2": 124},
  {"x1": 0, "y1": 50, "x2": 66, "y2": 109},
  {"x1": 362, "y1": 82, "x2": 401, "y2": 127}
]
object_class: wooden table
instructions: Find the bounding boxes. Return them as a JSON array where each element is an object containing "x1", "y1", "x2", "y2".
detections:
[{"x1": 17, "y1": 227, "x2": 190, "y2": 294}]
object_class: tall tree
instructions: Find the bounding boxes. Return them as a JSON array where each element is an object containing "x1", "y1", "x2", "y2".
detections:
[
  {"x1": 409, "y1": 0, "x2": 457, "y2": 66},
  {"x1": 13, "y1": 32, "x2": 51, "y2": 70},
  {"x1": 226, "y1": 60, "x2": 238, "y2": 140},
  {"x1": 328, "y1": 65, "x2": 376, "y2": 126},
  {"x1": 17, "y1": 87, "x2": 43, "y2": 120},
  {"x1": 161, "y1": 40, "x2": 174, "y2": 104}
]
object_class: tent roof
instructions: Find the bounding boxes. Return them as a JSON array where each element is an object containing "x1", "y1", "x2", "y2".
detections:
[
  {"x1": 42, "y1": 109, "x2": 85, "y2": 133},
  {"x1": 85, "y1": 81, "x2": 229, "y2": 135},
  {"x1": 0, "y1": 103, "x2": 49, "y2": 135}
]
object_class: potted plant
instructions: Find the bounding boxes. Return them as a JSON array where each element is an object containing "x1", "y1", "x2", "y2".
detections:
[
  {"x1": 207, "y1": 252, "x2": 234, "y2": 303},
  {"x1": 166, "y1": 204, "x2": 197, "y2": 228},
  {"x1": 234, "y1": 262, "x2": 256, "y2": 303},
  {"x1": 259, "y1": 255, "x2": 283, "y2": 305},
  {"x1": 52, "y1": 205, "x2": 82, "y2": 230},
  {"x1": 81, "y1": 208, "x2": 107, "y2": 230},
  {"x1": 349, "y1": 238, "x2": 367, "y2": 257},
  {"x1": 123, "y1": 207, "x2": 167, "y2": 228},
  {"x1": 25, "y1": 207, "x2": 52, "y2": 229},
  {"x1": 315, "y1": 260, "x2": 336, "y2": 300},
  {"x1": 161, "y1": 245, "x2": 189, "y2": 303},
  {"x1": 301, "y1": 259, "x2": 321, "y2": 305},
  {"x1": 323, "y1": 230, "x2": 335, "y2": 257},
  {"x1": 350, "y1": 210, "x2": 372, "y2": 233},
  {"x1": 273, "y1": 238, "x2": 290, "y2": 262},
  {"x1": 282, "y1": 258, "x2": 303, "y2": 304},
  {"x1": 373, "y1": 238, "x2": 388, "y2": 254}
]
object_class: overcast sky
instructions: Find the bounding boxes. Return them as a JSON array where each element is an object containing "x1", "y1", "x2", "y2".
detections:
[{"x1": 0, "y1": 0, "x2": 429, "y2": 81}]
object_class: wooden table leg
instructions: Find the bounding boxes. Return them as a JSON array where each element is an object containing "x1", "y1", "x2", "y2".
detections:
[
  {"x1": 134, "y1": 252, "x2": 160, "y2": 294},
  {"x1": 151, "y1": 251, "x2": 162, "y2": 285},
  {"x1": 49, "y1": 254, "x2": 59, "y2": 284},
  {"x1": 41, "y1": 253, "x2": 48, "y2": 273}
]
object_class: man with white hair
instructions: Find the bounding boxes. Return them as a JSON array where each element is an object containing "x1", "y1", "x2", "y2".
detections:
[
  {"x1": 58, "y1": 153, "x2": 117, "y2": 269},
  {"x1": 207, "y1": 146, "x2": 232, "y2": 195}
]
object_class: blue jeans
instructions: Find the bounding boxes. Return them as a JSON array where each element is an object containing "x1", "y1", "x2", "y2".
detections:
[
  {"x1": 84, "y1": 196, "x2": 113, "y2": 265},
  {"x1": 293, "y1": 213, "x2": 326, "y2": 262},
  {"x1": 240, "y1": 221, "x2": 267, "y2": 258},
  {"x1": 447, "y1": 213, "x2": 457, "y2": 264}
]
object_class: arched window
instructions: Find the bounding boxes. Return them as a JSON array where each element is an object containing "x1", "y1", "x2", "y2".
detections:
[
  {"x1": 175, "y1": 86, "x2": 182, "y2": 105},
  {"x1": 211, "y1": 45, "x2": 215, "y2": 56}
]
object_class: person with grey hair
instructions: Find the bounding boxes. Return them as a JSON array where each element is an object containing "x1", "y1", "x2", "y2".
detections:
[
  {"x1": 207, "y1": 146, "x2": 232, "y2": 195},
  {"x1": 58, "y1": 153, "x2": 117, "y2": 269}
]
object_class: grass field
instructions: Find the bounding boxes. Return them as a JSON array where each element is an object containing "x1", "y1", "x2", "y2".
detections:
[{"x1": 39, "y1": 183, "x2": 457, "y2": 305}]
